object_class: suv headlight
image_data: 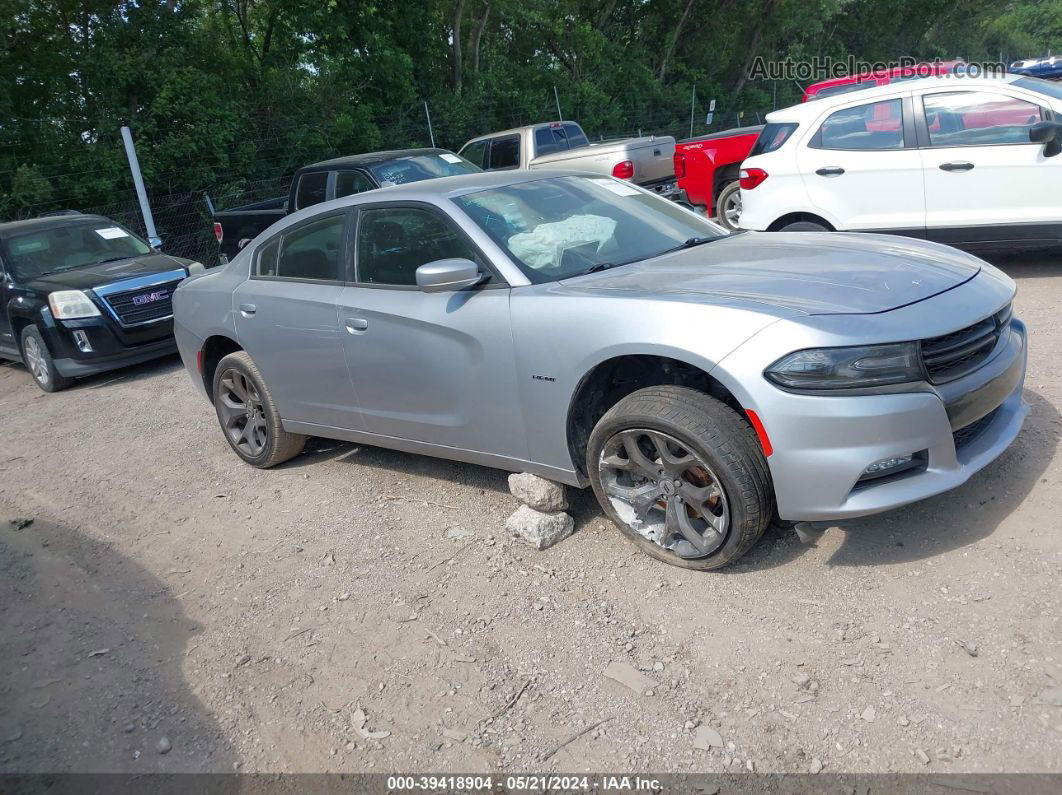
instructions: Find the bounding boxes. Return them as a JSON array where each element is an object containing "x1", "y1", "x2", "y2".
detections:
[
  {"x1": 765, "y1": 342, "x2": 921, "y2": 390},
  {"x1": 48, "y1": 290, "x2": 101, "y2": 320},
  {"x1": 186, "y1": 261, "x2": 206, "y2": 275}
]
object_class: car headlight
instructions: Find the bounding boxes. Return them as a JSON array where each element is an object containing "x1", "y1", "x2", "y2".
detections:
[
  {"x1": 186, "y1": 261, "x2": 206, "y2": 275},
  {"x1": 765, "y1": 342, "x2": 922, "y2": 390},
  {"x1": 48, "y1": 290, "x2": 101, "y2": 320}
]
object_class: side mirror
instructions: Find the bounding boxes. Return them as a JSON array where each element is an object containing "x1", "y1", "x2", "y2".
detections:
[
  {"x1": 415, "y1": 258, "x2": 484, "y2": 293},
  {"x1": 1030, "y1": 121, "x2": 1062, "y2": 157}
]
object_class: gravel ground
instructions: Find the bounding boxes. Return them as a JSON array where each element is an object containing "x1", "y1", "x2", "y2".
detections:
[{"x1": 1, "y1": 248, "x2": 1060, "y2": 775}]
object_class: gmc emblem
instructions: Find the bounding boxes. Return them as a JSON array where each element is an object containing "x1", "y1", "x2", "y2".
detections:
[{"x1": 132, "y1": 289, "x2": 169, "y2": 306}]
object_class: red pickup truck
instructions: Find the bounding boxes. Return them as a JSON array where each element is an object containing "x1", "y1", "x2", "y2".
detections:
[{"x1": 675, "y1": 61, "x2": 967, "y2": 229}]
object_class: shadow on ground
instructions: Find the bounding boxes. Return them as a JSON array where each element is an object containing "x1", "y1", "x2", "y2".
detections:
[{"x1": 0, "y1": 515, "x2": 235, "y2": 773}]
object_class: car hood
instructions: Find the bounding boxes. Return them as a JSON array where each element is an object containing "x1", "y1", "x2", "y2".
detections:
[
  {"x1": 24, "y1": 253, "x2": 189, "y2": 292},
  {"x1": 562, "y1": 232, "x2": 981, "y2": 315}
]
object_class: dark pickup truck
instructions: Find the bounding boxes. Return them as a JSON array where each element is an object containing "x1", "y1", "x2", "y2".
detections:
[{"x1": 212, "y1": 148, "x2": 480, "y2": 260}]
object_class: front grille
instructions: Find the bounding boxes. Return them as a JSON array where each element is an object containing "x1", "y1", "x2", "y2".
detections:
[
  {"x1": 953, "y1": 407, "x2": 1000, "y2": 450},
  {"x1": 101, "y1": 279, "x2": 181, "y2": 326},
  {"x1": 920, "y1": 304, "x2": 1012, "y2": 384}
]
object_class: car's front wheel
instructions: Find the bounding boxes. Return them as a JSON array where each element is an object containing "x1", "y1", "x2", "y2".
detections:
[
  {"x1": 21, "y1": 325, "x2": 72, "y2": 393},
  {"x1": 587, "y1": 386, "x2": 773, "y2": 570},
  {"x1": 213, "y1": 351, "x2": 306, "y2": 468}
]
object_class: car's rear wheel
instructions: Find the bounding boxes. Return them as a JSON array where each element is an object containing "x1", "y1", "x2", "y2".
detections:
[
  {"x1": 715, "y1": 181, "x2": 743, "y2": 231},
  {"x1": 778, "y1": 220, "x2": 829, "y2": 232},
  {"x1": 21, "y1": 325, "x2": 72, "y2": 393},
  {"x1": 587, "y1": 386, "x2": 773, "y2": 570},
  {"x1": 213, "y1": 351, "x2": 305, "y2": 468}
]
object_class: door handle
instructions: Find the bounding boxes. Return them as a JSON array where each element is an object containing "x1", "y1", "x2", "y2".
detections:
[
  {"x1": 239, "y1": 303, "x2": 256, "y2": 316},
  {"x1": 815, "y1": 167, "x2": 845, "y2": 177},
  {"x1": 939, "y1": 161, "x2": 974, "y2": 172},
  {"x1": 345, "y1": 317, "x2": 369, "y2": 334}
]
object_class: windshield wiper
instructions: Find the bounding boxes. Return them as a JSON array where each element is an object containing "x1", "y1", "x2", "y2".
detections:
[
  {"x1": 584, "y1": 261, "x2": 623, "y2": 274},
  {"x1": 674, "y1": 236, "x2": 717, "y2": 250}
]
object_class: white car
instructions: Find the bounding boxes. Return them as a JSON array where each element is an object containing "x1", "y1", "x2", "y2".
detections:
[{"x1": 738, "y1": 75, "x2": 1062, "y2": 248}]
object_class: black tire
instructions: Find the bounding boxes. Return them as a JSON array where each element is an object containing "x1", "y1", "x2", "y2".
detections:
[
  {"x1": 212, "y1": 351, "x2": 306, "y2": 468},
  {"x1": 20, "y1": 325, "x2": 73, "y2": 393},
  {"x1": 714, "y1": 181, "x2": 743, "y2": 231},
  {"x1": 778, "y1": 220, "x2": 829, "y2": 232},
  {"x1": 587, "y1": 385, "x2": 773, "y2": 570}
]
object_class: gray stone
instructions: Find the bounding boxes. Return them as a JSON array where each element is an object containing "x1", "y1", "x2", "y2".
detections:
[
  {"x1": 505, "y1": 505, "x2": 574, "y2": 550},
  {"x1": 508, "y1": 473, "x2": 569, "y2": 512},
  {"x1": 693, "y1": 725, "x2": 724, "y2": 750},
  {"x1": 156, "y1": 736, "x2": 172, "y2": 755}
]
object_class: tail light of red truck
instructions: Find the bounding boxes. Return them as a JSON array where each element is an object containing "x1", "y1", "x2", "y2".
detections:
[
  {"x1": 739, "y1": 168, "x2": 768, "y2": 190},
  {"x1": 673, "y1": 152, "x2": 686, "y2": 179},
  {"x1": 213, "y1": 222, "x2": 223, "y2": 243},
  {"x1": 611, "y1": 160, "x2": 635, "y2": 180}
]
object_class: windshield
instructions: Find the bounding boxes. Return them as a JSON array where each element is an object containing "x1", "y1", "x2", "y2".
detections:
[
  {"x1": 368, "y1": 153, "x2": 481, "y2": 186},
  {"x1": 453, "y1": 175, "x2": 726, "y2": 283},
  {"x1": 1015, "y1": 77, "x2": 1062, "y2": 102},
  {"x1": 1, "y1": 221, "x2": 152, "y2": 280}
]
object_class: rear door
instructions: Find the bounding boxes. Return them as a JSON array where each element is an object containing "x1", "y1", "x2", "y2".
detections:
[
  {"x1": 233, "y1": 211, "x2": 363, "y2": 429},
  {"x1": 796, "y1": 95, "x2": 927, "y2": 233},
  {"x1": 917, "y1": 88, "x2": 1059, "y2": 243},
  {"x1": 0, "y1": 256, "x2": 14, "y2": 356}
]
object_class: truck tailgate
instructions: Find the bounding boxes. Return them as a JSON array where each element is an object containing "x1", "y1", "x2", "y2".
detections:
[{"x1": 626, "y1": 136, "x2": 676, "y2": 184}]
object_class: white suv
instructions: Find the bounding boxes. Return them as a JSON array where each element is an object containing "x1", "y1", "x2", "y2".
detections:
[{"x1": 738, "y1": 75, "x2": 1062, "y2": 248}]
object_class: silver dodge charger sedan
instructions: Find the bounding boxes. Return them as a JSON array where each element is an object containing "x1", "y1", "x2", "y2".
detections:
[{"x1": 173, "y1": 171, "x2": 1027, "y2": 570}]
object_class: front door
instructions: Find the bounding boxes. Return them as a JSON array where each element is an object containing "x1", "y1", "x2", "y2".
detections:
[
  {"x1": 233, "y1": 211, "x2": 364, "y2": 430},
  {"x1": 0, "y1": 262, "x2": 15, "y2": 357},
  {"x1": 797, "y1": 96, "x2": 927, "y2": 233},
  {"x1": 917, "y1": 89, "x2": 1059, "y2": 244},
  {"x1": 337, "y1": 203, "x2": 526, "y2": 460}
]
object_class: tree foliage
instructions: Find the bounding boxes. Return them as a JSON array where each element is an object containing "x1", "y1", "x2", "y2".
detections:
[{"x1": 0, "y1": 0, "x2": 1056, "y2": 229}]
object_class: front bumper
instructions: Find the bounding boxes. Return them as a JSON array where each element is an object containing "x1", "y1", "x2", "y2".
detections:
[
  {"x1": 41, "y1": 314, "x2": 177, "y2": 378},
  {"x1": 726, "y1": 315, "x2": 1028, "y2": 523}
]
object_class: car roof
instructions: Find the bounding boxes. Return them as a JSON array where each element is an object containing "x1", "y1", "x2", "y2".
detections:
[
  {"x1": 0, "y1": 213, "x2": 115, "y2": 240},
  {"x1": 303, "y1": 148, "x2": 460, "y2": 170},
  {"x1": 768, "y1": 74, "x2": 1024, "y2": 121}
]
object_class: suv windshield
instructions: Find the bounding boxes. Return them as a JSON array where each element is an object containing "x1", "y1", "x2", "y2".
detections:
[
  {"x1": 367, "y1": 153, "x2": 481, "y2": 186},
  {"x1": 454, "y1": 175, "x2": 726, "y2": 283},
  {"x1": 1, "y1": 221, "x2": 152, "y2": 280}
]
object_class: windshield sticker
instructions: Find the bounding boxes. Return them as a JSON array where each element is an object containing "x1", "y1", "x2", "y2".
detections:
[
  {"x1": 12, "y1": 239, "x2": 48, "y2": 254},
  {"x1": 439, "y1": 153, "x2": 463, "y2": 164},
  {"x1": 95, "y1": 227, "x2": 130, "y2": 240},
  {"x1": 589, "y1": 178, "x2": 640, "y2": 197}
]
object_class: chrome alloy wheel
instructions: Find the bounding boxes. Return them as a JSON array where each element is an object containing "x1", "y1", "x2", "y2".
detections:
[
  {"x1": 23, "y1": 335, "x2": 49, "y2": 385},
  {"x1": 721, "y1": 189, "x2": 742, "y2": 228},
  {"x1": 217, "y1": 369, "x2": 268, "y2": 457},
  {"x1": 598, "y1": 428, "x2": 730, "y2": 559}
]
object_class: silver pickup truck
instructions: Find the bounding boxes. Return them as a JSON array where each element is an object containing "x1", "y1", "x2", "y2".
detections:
[{"x1": 458, "y1": 121, "x2": 678, "y2": 198}]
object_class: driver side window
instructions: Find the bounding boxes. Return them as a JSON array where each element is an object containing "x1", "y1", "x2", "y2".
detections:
[{"x1": 355, "y1": 207, "x2": 479, "y2": 287}]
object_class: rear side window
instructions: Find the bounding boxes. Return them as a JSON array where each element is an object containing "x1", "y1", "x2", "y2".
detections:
[
  {"x1": 749, "y1": 123, "x2": 799, "y2": 156},
  {"x1": 257, "y1": 215, "x2": 345, "y2": 281},
  {"x1": 294, "y1": 171, "x2": 328, "y2": 210},
  {"x1": 460, "y1": 139, "x2": 488, "y2": 168},
  {"x1": 488, "y1": 136, "x2": 520, "y2": 169},
  {"x1": 334, "y1": 171, "x2": 374, "y2": 198},
  {"x1": 922, "y1": 91, "x2": 1045, "y2": 146},
  {"x1": 815, "y1": 99, "x2": 904, "y2": 150},
  {"x1": 534, "y1": 124, "x2": 591, "y2": 157}
]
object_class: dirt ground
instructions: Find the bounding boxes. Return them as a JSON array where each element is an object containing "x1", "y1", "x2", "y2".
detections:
[{"x1": 1, "y1": 248, "x2": 1060, "y2": 776}]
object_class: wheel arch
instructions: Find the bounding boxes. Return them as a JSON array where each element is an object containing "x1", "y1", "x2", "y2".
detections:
[
  {"x1": 200, "y1": 334, "x2": 244, "y2": 399},
  {"x1": 767, "y1": 211, "x2": 836, "y2": 232},
  {"x1": 565, "y1": 353, "x2": 747, "y2": 478}
]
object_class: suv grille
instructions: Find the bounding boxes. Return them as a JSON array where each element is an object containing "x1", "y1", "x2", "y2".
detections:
[
  {"x1": 100, "y1": 278, "x2": 182, "y2": 327},
  {"x1": 920, "y1": 304, "x2": 1012, "y2": 384}
]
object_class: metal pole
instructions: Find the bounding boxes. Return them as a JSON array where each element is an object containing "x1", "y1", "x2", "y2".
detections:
[
  {"x1": 553, "y1": 86, "x2": 563, "y2": 120},
  {"x1": 120, "y1": 125, "x2": 160, "y2": 248},
  {"x1": 423, "y1": 101, "x2": 436, "y2": 148},
  {"x1": 689, "y1": 85, "x2": 696, "y2": 138}
]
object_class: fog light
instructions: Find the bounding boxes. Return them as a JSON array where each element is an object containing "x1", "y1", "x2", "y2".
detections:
[
  {"x1": 858, "y1": 451, "x2": 926, "y2": 483},
  {"x1": 72, "y1": 329, "x2": 93, "y2": 353}
]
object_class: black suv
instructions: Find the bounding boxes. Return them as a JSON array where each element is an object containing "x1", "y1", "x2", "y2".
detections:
[{"x1": 0, "y1": 213, "x2": 203, "y2": 392}]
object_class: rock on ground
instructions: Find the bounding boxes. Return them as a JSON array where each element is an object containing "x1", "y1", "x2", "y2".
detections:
[
  {"x1": 507, "y1": 473, "x2": 569, "y2": 512},
  {"x1": 505, "y1": 505, "x2": 574, "y2": 550}
]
